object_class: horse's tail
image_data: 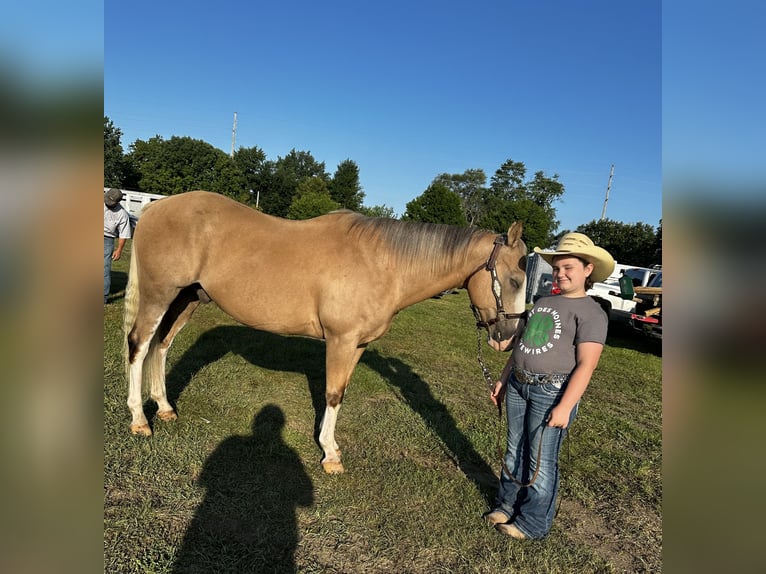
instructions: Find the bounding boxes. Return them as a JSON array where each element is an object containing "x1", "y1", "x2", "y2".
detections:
[
  {"x1": 123, "y1": 241, "x2": 140, "y2": 379},
  {"x1": 123, "y1": 241, "x2": 165, "y2": 401}
]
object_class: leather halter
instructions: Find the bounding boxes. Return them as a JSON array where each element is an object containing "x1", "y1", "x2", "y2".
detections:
[{"x1": 471, "y1": 234, "x2": 526, "y2": 329}]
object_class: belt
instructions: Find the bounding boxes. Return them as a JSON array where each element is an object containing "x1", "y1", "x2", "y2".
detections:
[{"x1": 512, "y1": 366, "x2": 569, "y2": 386}]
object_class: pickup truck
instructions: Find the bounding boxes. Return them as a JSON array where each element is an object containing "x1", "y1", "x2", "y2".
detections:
[
  {"x1": 587, "y1": 265, "x2": 660, "y2": 324},
  {"x1": 628, "y1": 271, "x2": 662, "y2": 339}
]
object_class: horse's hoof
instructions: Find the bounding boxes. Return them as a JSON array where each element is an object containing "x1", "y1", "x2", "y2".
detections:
[
  {"x1": 322, "y1": 461, "x2": 345, "y2": 474},
  {"x1": 130, "y1": 423, "x2": 152, "y2": 436},
  {"x1": 157, "y1": 409, "x2": 178, "y2": 422}
]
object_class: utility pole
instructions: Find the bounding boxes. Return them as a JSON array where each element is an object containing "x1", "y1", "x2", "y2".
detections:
[
  {"x1": 600, "y1": 164, "x2": 614, "y2": 220},
  {"x1": 230, "y1": 111, "x2": 237, "y2": 158}
]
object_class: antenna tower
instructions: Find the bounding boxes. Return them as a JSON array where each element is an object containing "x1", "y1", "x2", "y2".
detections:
[
  {"x1": 600, "y1": 164, "x2": 614, "y2": 220},
  {"x1": 231, "y1": 112, "x2": 237, "y2": 158}
]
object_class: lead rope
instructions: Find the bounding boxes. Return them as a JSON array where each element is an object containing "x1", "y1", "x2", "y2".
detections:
[{"x1": 475, "y1": 328, "x2": 544, "y2": 488}]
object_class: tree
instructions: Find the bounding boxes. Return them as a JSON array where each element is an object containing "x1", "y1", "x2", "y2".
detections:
[
  {"x1": 259, "y1": 149, "x2": 329, "y2": 217},
  {"x1": 233, "y1": 145, "x2": 268, "y2": 206},
  {"x1": 481, "y1": 196, "x2": 552, "y2": 251},
  {"x1": 432, "y1": 169, "x2": 487, "y2": 226},
  {"x1": 329, "y1": 159, "x2": 365, "y2": 210},
  {"x1": 401, "y1": 183, "x2": 466, "y2": 225},
  {"x1": 575, "y1": 219, "x2": 660, "y2": 267},
  {"x1": 653, "y1": 219, "x2": 662, "y2": 263},
  {"x1": 104, "y1": 116, "x2": 125, "y2": 187},
  {"x1": 482, "y1": 159, "x2": 564, "y2": 248},
  {"x1": 125, "y1": 135, "x2": 244, "y2": 198},
  {"x1": 358, "y1": 204, "x2": 396, "y2": 219},
  {"x1": 286, "y1": 177, "x2": 340, "y2": 219},
  {"x1": 489, "y1": 159, "x2": 526, "y2": 202},
  {"x1": 526, "y1": 170, "x2": 564, "y2": 231}
]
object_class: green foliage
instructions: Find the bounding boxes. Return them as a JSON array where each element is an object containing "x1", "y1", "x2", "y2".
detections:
[
  {"x1": 654, "y1": 219, "x2": 662, "y2": 262},
  {"x1": 576, "y1": 218, "x2": 660, "y2": 267},
  {"x1": 526, "y1": 170, "x2": 564, "y2": 228},
  {"x1": 402, "y1": 183, "x2": 467, "y2": 225},
  {"x1": 481, "y1": 196, "x2": 553, "y2": 250},
  {"x1": 428, "y1": 161, "x2": 563, "y2": 248},
  {"x1": 358, "y1": 204, "x2": 396, "y2": 218},
  {"x1": 286, "y1": 177, "x2": 340, "y2": 219},
  {"x1": 489, "y1": 158, "x2": 527, "y2": 201},
  {"x1": 259, "y1": 149, "x2": 329, "y2": 217},
  {"x1": 483, "y1": 160, "x2": 563, "y2": 247},
  {"x1": 329, "y1": 159, "x2": 365, "y2": 210},
  {"x1": 432, "y1": 169, "x2": 488, "y2": 226},
  {"x1": 232, "y1": 145, "x2": 267, "y2": 200},
  {"x1": 125, "y1": 135, "x2": 245, "y2": 198},
  {"x1": 103, "y1": 116, "x2": 125, "y2": 187}
]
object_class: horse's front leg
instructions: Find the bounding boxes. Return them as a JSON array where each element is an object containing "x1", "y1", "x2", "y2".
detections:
[{"x1": 319, "y1": 339, "x2": 366, "y2": 474}]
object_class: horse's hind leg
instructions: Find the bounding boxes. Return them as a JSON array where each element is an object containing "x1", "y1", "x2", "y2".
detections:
[
  {"x1": 127, "y1": 303, "x2": 168, "y2": 436},
  {"x1": 150, "y1": 286, "x2": 205, "y2": 422}
]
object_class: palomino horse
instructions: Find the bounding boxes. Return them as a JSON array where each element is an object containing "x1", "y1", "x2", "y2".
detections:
[{"x1": 124, "y1": 191, "x2": 527, "y2": 473}]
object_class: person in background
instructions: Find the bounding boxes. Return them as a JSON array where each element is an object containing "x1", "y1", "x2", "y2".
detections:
[
  {"x1": 104, "y1": 188, "x2": 131, "y2": 304},
  {"x1": 485, "y1": 232, "x2": 615, "y2": 540}
]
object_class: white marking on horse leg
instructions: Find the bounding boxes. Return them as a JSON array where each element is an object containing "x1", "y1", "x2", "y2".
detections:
[
  {"x1": 127, "y1": 315, "x2": 163, "y2": 436},
  {"x1": 127, "y1": 340, "x2": 151, "y2": 435},
  {"x1": 319, "y1": 404, "x2": 344, "y2": 473},
  {"x1": 151, "y1": 346, "x2": 176, "y2": 421},
  {"x1": 320, "y1": 340, "x2": 365, "y2": 473}
]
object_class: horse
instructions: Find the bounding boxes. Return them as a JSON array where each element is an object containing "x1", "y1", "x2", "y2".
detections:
[{"x1": 123, "y1": 190, "x2": 527, "y2": 473}]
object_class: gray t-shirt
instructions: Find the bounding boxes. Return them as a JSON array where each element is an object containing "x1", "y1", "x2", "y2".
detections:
[
  {"x1": 104, "y1": 204, "x2": 132, "y2": 239},
  {"x1": 512, "y1": 295, "x2": 608, "y2": 376}
]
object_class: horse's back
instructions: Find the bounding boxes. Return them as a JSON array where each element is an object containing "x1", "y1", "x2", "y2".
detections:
[{"x1": 132, "y1": 191, "x2": 384, "y2": 337}]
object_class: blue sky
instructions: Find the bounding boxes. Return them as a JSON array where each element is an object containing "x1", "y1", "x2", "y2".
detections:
[{"x1": 104, "y1": 0, "x2": 662, "y2": 233}]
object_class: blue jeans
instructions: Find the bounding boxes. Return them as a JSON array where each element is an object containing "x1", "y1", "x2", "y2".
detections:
[
  {"x1": 494, "y1": 372, "x2": 579, "y2": 539},
  {"x1": 104, "y1": 236, "x2": 114, "y2": 303}
]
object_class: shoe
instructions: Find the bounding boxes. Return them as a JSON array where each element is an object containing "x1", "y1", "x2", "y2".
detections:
[
  {"x1": 483, "y1": 510, "x2": 509, "y2": 525},
  {"x1": 495, "y1": 522, "x2": 527, "y2": 539}
]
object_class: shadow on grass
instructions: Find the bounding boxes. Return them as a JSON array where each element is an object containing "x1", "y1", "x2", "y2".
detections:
[
  {"x1": 106, "y1": 270, "x2": 128, "y2": 304},
  {"x1": 162, "y1": 326, "x2": 500, "y2": 504},
  {"x1": 605, "y1": 322, "x2": 662, "y2": 357},
  {"x1": 172, "y1": 404, "x2": 313, "y2": 574}
]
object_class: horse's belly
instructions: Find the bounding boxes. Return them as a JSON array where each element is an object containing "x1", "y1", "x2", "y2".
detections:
[{"x1": 207, "y1": 288, "x2": 325, "y2": 339}]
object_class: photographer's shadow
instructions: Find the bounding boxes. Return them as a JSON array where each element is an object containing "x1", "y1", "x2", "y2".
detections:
[{"x1": 172, "y1": 404, "x2": 313, "y2": 574}]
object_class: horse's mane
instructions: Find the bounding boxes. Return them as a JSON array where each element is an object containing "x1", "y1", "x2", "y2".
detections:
[{"x1": 345, "y1": 213, "x2": 492, "y2": 275}]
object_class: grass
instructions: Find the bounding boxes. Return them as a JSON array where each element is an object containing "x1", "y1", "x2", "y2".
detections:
[{"x1": 104, "y1": 246, "x2": 662, "y2": 573}]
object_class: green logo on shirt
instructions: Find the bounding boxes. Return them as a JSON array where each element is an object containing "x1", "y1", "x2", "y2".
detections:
[{"x1": 523, "y1": 313, "x2": 555, "y2": 347}]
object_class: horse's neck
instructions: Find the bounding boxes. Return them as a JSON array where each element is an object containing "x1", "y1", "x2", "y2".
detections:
[{"x1": 395, "y1": 238, "x2": 490, "y2": 307}]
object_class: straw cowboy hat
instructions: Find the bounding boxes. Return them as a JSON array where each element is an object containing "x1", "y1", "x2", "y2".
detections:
[{"x1": 534, "y1": 233, "x2": 615, "y2": 283}]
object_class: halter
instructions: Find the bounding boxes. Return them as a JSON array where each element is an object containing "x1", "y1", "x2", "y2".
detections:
[
  {"x1": 471, "y1": 234, "x2": 527, "y2": 393},
  {"x1": 470, "y1": 234, "x2": 527, "y2": 331}
]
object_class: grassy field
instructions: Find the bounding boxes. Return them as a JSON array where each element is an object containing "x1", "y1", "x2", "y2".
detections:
[{"x1": 104, "y1": 247, "x2": 662, "y2": 573}]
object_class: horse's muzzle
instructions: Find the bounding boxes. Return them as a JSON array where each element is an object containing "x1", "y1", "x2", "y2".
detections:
[
  {"x1": 488, "y1": 331, "x2": 516, "y2": 352},
  {"x1": 486, "y1": 318, "x2": 521, "y2": 351}
]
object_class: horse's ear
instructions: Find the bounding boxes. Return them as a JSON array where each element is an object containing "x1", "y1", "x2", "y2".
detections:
[{"x1": 507, "y1": 221, "x2": 523, "y2": 247}]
